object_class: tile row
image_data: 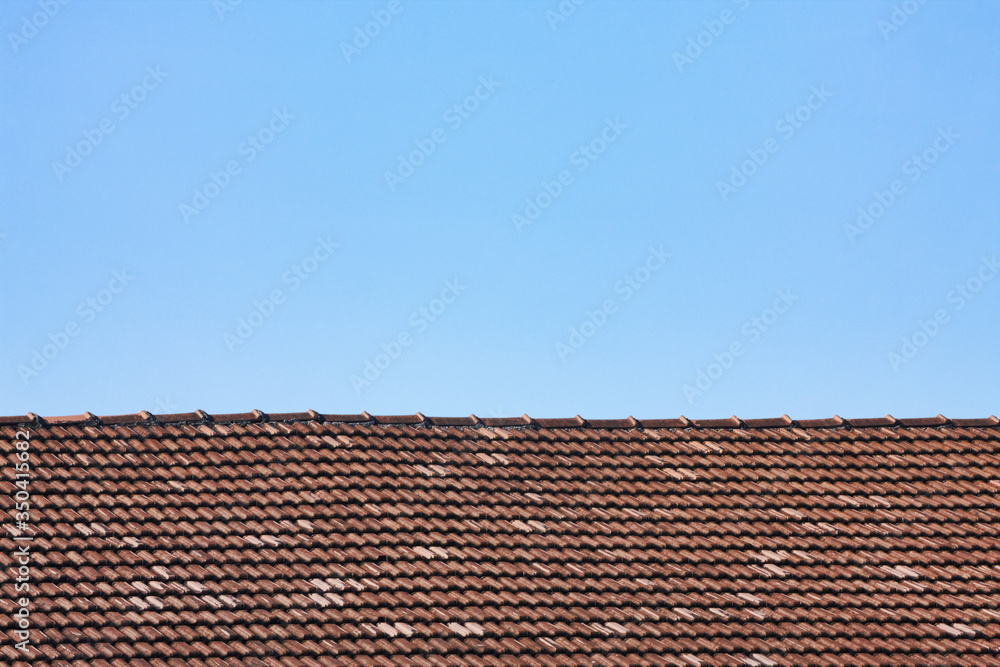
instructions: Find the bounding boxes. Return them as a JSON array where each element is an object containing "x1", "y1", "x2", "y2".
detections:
[
  {"x1": 5, "y1": 550, "x2": 1000, "y2": 592},
  {"x1": 8, "y1": 486, "x2": 1000, "y2": 529},
  {"x1": 5, "y1": 533, "x2": 1000, "y2": 575},
  {"x1": 4, "y1": 410, "x2": 994, "y2": 429},
  {"x1": 8, "y1": 431, "x2": 1000, "y2": 471},
  {"x1": 4, "y1": 584, "x2": 1000, "y2": 621},
  {"x1": 8, "y1": 653, "x2": 1000, "y2": 667},
  {"x1": 6, "y1": 505, "x2": 1000, "y2": 543},
  {"x1": 4, "y1": 619, "x2": 1000, "y2": 654},
  {"x1": 5, "y1": 420, "x2": 1000, "y2": 455},
  {"x1": 3, "y1": 632, "x2": 1000, "y2": 664},
  {"x1": 8, "y1": 471, "x2": 1000, "y2": 508},
  {"x1": 4, "y1": 589, "x2": 1000, "y2": 627}
]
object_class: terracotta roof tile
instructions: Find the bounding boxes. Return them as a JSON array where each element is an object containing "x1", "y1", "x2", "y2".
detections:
[
  {"x1": 156, "y1": 412, "x2": 205, "y2": 424},
  {"x1": 3, "y1": 411, "x2": 1000, "y2": 664},
  {"x1": 639, "y1": 417, "x2": 691, "y2": 429},
  {"x1": 372, "y1": 414, "x2": 425, "y2": 425},
  {"x1": 689, "y1": 417, "x2": 742, "y2": 429},
  {"x1": 0, "y1": 413, "x2": 36, "y2": 425},
  {"x1": 479, "y1": 415, "x2": 532, "y2": 428}
]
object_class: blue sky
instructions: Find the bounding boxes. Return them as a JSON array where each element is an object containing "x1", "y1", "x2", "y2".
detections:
[{"x1": 2, "y1": 0, "x2": 997, "y2": 420}]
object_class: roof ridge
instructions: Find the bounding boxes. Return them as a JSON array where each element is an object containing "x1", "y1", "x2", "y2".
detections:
[{"x1": 2, "y1": 411, "x2": 998, "y2": 429}]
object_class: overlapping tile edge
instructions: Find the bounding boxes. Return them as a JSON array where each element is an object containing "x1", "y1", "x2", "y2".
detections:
[
  {"x1": 3, "y1": 413, "x2": 1000, "y2": 667},
  {"x1": 3, "y1": 411, "x2": 1000, "y2": 429}
]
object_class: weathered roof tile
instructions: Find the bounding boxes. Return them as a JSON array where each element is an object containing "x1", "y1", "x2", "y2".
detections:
[{"x1": 3, "y1": 411, "x2": 999, "y2": 664}]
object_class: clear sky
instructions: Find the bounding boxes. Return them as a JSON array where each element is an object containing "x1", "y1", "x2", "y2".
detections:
[{"x1": 2, "y1": 0, "x2": 997, "y2": 420}]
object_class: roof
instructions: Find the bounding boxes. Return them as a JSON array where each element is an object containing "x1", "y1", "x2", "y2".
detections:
[{"x1": 3, "y1": 411, "x2": 1000, "y2": 667}]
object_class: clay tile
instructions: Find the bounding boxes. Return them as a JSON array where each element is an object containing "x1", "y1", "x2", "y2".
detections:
[
  {"x1": 533, "y1": 416, "x2": 586, "y2": 429},
  {"x1": 157, "y1": 412, "x2": 202, "y2": 424},
  {"x1": 45, "y1": 413, "x2": 92, "y2": 425},
  {"x1": 951, "y1": 416, "x2": 1000, "y2": 427},
  {"x1": 212, "y1": 412, "x2": 262, "y2": 423},
  {"x1": 637, "y1": 417, "x2": 689, "y2": 428},
  {"x1": 479, "y1": 416, "x2": 531, "y2": 427},
  {"x1": 742, "y1": 415, "x2": 794, "y2": 428},
  {"x1": 316, "y1": 413, "x2": 371, "y2": 423},
  {"x1": 426, "y1": 416, "x2": 478, "y2": 427},
  {"x1": 0, "y1": 414, "x2": 34, "y2": 425},
  {"x1": 848, "y1": 415, "x2": 899, "y2": 427},
  {"x1": 586, "y1": 417, "x2": 638, "y2": 429},
  {"x1": 268, "y1": 412, "x2": 315, "y2": 422},
  {"x1": 99, "y1": 413, "x2": 147, "y2": 425},
  {"x1": 896, "y1": 415, "x2": 949, "y2": 427},
  {"x1": 796, "y1": 416, "x2": 845, "y2": 428},
  {"x1": 373, "y1": 414, "x2": 424, "y2": 425},
  {"x1": 689, "y1": 416, "x2": 741, "y2": 429}
]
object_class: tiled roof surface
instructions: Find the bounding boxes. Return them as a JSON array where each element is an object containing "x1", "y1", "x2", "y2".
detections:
[{"x1": 3, "y1": 411, "x2": 1000, "y2": 667}]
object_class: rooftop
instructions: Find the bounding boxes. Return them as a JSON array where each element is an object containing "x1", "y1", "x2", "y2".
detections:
[{"x1": 2, "y1": 411, "x2": 1000, "y2": 666}]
